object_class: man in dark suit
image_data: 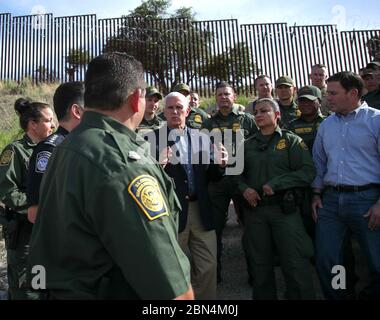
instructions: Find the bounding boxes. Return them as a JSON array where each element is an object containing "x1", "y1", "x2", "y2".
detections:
[{"x1": 155, "y1": 92, "x2": 228, "y2": 300}]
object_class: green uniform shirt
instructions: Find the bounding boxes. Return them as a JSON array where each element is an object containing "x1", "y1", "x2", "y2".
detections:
[
  {"x1": 236, "y1": 126, "x2": 315, "y2": 194},
  {"x1": 319, "y1": 86, "x2": 332, "y2": 116},
  {"x1": 0, "y1": 134, "x2": 36, "y2": 214},
  {"x1": 137, "y1": 115, "x2": 165, "y2": 135},
  {"x1": 278, "y1": 100, "x2": 301, "y2": 129},
  {"x1": 206, "y1": 104, "x2": 245, "y2": 117},
  {"x1": 186, "y1": 107, "x2": 209, "y2": 129},
  {"x1": 29, "y1": 111, "x2": 190, "y2": 299},
  {"x1": 202, "y1": 107, "x2": 258, "y2": 154},
  {"x1": 363, "y1": 88, "x2": 380, "y2": 110},
  {"x1": 288, "y1": 112, "x2": 325, "y2": 151}
]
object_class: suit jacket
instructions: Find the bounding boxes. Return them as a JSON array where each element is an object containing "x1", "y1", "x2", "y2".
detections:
[{"x1": 154, "y1": 125, "x2": 223, "y2": 233}]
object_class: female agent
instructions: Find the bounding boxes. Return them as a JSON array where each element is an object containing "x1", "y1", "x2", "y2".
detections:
[
  {"x1": 236, "y1": 98, "x2": 315, "y2": 300},
  {"x1": 0, "y1": 98, "x2": 55, "y2": 299}
]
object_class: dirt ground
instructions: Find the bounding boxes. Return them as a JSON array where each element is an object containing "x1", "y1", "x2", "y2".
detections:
[
  {"x1": 216, "y1": 204, "x2": 325, "y2": 300},
  {"x1": 0, "y1": 204, "x2": 371, "y2": 300}
]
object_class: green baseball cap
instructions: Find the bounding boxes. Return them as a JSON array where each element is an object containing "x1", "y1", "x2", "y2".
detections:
[
  {"x1": 145, "y1": 86, "x2": 163, "y2": 99},
  {"x1": 297, "y1": 85, "x2": 322, "y2": 101},
  {"x1": 173, "y1": 83, "x2": 191, "y2": 94},
  {"x1": 275, "y1": 75, "x2": 295, "y2": 87}
]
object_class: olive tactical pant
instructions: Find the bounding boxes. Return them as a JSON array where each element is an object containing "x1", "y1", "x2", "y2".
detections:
[
  {"x1": 243, "y1": 204, "x2": 315, "y2": 300},
  {"x1": 4, "y1": 220, "x2": 33, "y2": 300}
]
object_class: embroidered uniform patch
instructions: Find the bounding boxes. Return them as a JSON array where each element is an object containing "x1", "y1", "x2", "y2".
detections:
[
  {"x1": 232, "y1": 123, "x2": 241, "y2": 132},
  {"x1": 194, "y1": 114, "x2": 202, "y2": 123},
  {"x1": 35, "y1": 151, "x2": 52, "y2": 173},
  {"x1": 276, "y1": 139, "x2": 286, "y2": 150},
  {"x1": 128, "y1": 175, "x2": 169, "y2": 221},
  {"x1": 0, "y1": 149, "x2": 14, "y2": 166}
]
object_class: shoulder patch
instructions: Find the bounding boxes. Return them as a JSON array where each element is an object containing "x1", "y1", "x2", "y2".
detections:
[
  {"x1": 35, "y1": 151, "x2": 52, "y2": 173},
  {"x1": 194, "y1": 114, "x2": 202, "y2": 123},
  {"x1": 299, "y1": 140, "x2": 309, "y2": 150},
  {"x1": 276, "y1": 138, "x2": 286, "y2": 150},
  {"x1": 128, "y1": 175, "x2": 169, "y2": 221},
  {"x1": 232, "y1": 122, "x2": 241, "y2": 132},
  {"x1": 0, "y1": 149, "x2": 14, "y2": 166}
]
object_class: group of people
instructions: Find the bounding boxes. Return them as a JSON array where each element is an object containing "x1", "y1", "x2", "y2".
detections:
[{"x1": 1, "y1": 52, "x2": 380, "y2": 300}]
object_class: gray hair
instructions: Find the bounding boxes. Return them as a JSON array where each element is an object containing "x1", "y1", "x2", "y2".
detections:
[
  {"x1": 164, "y1": 92, "x2": 189, "y2": 107},
  {"x1": 256, "y1": 98, "x2": 280, "y2": 113}
]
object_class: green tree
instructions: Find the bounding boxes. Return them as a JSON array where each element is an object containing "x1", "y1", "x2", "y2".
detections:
[
  {"x1": 103, "y1": 0, "x2": 213, "y2": 94},
  {"x1": 65, "y1": 48, "x2": 91, "y2": 81},
  {"x1": 202, "y1": 42, "x2": 260, "y2": 93},
  {"x1": 34, "y1": 65, "x2": 57, "y2": 83}
]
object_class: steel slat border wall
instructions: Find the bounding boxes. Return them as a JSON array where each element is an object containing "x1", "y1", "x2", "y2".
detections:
[
  {"x1": 0, "y1": 13, "x2": 11, "y2": 80},
  {"x1": 1, "y1": 12, "x2": 379, "y2": 97},
  {"x1": 341, "y1": 29, "x2": 380, "y2": 73}
]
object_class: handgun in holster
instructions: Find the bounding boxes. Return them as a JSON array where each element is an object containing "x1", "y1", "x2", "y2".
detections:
[{"x1": 280, "y1": 189, "x2": 298, "y2": 215}]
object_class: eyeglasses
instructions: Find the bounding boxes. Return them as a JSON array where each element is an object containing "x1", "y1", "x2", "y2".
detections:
[{"x1": 253, "y1": 108, "x2": 272, "y2": 116}]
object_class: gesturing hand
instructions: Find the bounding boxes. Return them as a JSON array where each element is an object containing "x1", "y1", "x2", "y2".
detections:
[{"x1": 159, "y1": 147, "x2": 173, "y2": 168}]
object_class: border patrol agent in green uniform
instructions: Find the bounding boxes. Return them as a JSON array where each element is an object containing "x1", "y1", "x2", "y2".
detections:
[
  {"x1": 28, "y1": 53, "x2": 193, "y2": 300},
  {"x1": 288, "y1": 85, "x2": 325, "y2": 151},
  {"x1": 137, "y1": 86, "x2": 165, "y2": 135},
  {"x1": 288, "y1": 85, "x2": 325, "y2": 241},
  {"x1": 202, "y1": 81, "x2": 258, "y2": 282},
  {"x1": 362, "y1": 67, "x2": 380, "y2": 110},
  {"x1": 310, "y1": 64, "x2": 332, "y2": 116},
  {"x1": 236, "y1": 98, "x2": 315, "y2": 299},
  {"x1": 0, "y1": 98, "x2": 55, "y2": 300},
  {"x1": 275, "y1": 76, "x2": 301, "y2": 129}
]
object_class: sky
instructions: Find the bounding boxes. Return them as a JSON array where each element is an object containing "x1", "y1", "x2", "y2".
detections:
[{"x1": 1, "y1": 0, "x2": 380, "y2": 31}]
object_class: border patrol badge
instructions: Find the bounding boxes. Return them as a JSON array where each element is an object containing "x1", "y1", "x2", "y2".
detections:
[
  {"x1": 276, "y1": 139, "x2": 286, "y2": 150},
  {"x1": 0, "y1": 149, "x2": 14, "y2": 166},
  {"x1": 128, "y1": 175, "x2": 169, "y2": 221},
  {"x1": 35, "y1": 151, "x2": 52, "y2": 173},
  {"x1": 232, "y1": 123, "x2": 241, "y2": 132},
  {"x1": 194, "y1": 114, "x2": 202, "y2": 123}
]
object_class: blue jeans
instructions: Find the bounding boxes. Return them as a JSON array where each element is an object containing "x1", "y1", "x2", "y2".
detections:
[{"x1": 315, "y1": 188, "x2": 380, "y2": 299}]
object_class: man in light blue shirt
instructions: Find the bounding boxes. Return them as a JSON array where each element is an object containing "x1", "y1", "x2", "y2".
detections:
[{"x1": 311, "y1": 71, "x2": 380, "y2": 300}]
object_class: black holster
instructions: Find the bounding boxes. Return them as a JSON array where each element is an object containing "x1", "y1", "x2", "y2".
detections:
[
  {"x1": 0, "y1": 207, "x2": 22, "y2": 250},
  {"x1": 280, "y1": 189, "x2": 302, "y2": 215}
]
